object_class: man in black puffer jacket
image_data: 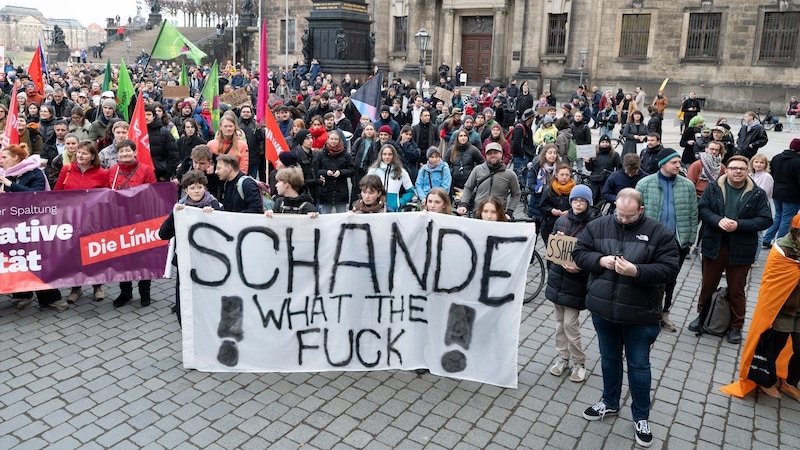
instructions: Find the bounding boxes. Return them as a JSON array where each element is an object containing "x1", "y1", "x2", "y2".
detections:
[{"x1": 572, "y1": 188, "x2": 679, "y2": 448}]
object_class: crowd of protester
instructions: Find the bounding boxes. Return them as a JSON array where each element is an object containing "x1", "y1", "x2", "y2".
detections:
[{"x1": 3, "y1": 57, "x2": 800, "y2": 448}]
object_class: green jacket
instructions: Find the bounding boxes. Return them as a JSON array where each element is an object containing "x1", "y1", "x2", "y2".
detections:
[{"x1": 636, "y1": 173, "x2": 698, "y2": 247}]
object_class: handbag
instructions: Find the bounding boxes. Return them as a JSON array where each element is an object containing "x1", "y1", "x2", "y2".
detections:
[{"x1": 747, "y1": 328, "x2": 778, "y2": 388}]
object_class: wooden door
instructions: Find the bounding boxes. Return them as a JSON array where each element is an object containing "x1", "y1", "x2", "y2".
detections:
[{"x1": 461, "y1": 34, "x2": 492, "y2": 84}]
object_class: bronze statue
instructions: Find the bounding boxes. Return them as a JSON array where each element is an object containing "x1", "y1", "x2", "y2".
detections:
[
  {"x1": 52, "y1": 25, "x2": 66, "y2": 46},
  {"x1": 301, "y1": 29, "x2": 312, "y2": 66},
  {"x1": 242, "y1": 0, "x2": 253, "y2": 14},
  {"x1": 336, "y1": 29, "x2": 347, "y2": 59}
]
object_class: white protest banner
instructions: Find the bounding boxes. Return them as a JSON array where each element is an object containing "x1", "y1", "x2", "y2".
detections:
[
  {"x1": 576, "y1": 144, "x2": 595, "y2": 160},
  {"x1": 175, "y1": 210, "x2": 536, "y2": 388}
]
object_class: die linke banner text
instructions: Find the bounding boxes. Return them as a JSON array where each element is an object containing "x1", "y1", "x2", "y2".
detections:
[
  {"x1": 0, "y1": 183, "x2": 176, "y2": 294},
  {"x1": 175, "y1": 209, "x2": 536, "y2": 388}
]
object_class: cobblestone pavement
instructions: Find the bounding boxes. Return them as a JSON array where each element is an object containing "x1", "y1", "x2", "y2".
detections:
[
  {"x1": 2, "y1": 108, "x2": 799, "y2": 449},
  {"x1": 2, "y1": 247, "x2": 800, "y2": 449}
]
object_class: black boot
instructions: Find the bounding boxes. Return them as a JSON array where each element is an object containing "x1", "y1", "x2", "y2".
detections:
[
  {"x1": 139, "y1": 280, "x2": 152, "y2": 306},
  {"x1": 114, "y1": 281, "x2": 134, "y2": 307}
]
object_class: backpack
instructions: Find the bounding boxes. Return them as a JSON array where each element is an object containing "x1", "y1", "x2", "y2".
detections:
[
  {"x1": 279, "y1": 200, "x2": 313, "y2": 214},
  {"x1": 697, "y1": 287, "x2": 731, "y2": 337},
  {"x1": 236, "y1": 176, "x2": 274, "y2": 212},
  {"x1": 567, "y1": 138, "x2": 578, "y2": 162},
  {"x1": 505, "y1": 123, "x2": 527, "y2": 147}
]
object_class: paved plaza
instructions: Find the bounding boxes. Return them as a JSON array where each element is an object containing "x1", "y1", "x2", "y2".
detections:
[{"x1": 2, "y1": 108, "x2": 800, "y2": 449}]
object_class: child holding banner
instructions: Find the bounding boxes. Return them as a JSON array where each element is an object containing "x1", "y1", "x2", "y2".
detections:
[
  {"x1": 159, "y1": 170, "x2": 223, "y2": 325},
  {"x1": 265, "y1": 167, "x2": 318, "y2": 217},
  {"x1": 351, "y1": 174, "x2": 386, "y2": 213},
  {"x1": 545, "y1": 184, "x2": 599, "y2": 383}
]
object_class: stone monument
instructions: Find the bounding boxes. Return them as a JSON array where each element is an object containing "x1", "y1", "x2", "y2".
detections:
[
  {"x1": 306, "y1": 0, "x2": 373, "y2": 78},
  {"x1": 239, "y1": 0, "x2": 256, "y2": 27},
  {"x1": 49, "y1": 25, "x2": 72, "y2": 62},
  {"x1": 147, "y1": 0, "x2": 163, "y2": 28}
]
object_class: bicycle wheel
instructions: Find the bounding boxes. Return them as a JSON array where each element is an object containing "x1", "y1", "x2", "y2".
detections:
[
  {"x1": 524, "y1": 250, "x2": 546, "y2": 303},
  {"x1": 610, "y1": 137, "x2": 623, "y2": 150}
]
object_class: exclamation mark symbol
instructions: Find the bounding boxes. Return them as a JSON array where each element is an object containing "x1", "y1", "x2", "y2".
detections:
[
  {"x1": 441, "y1": 303, "x2": 475, "y2": 373},
  {"x1": 217, "y1": 296, "x2": 244, "y2": 367}
]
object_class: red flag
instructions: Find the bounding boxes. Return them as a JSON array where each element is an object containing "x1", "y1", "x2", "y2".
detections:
[
  {"x1": 263, "y1": 105, "x2": 291, "y2": 165},
  {"x1": 1, "y1": 81, "x2": 20, "y2": 148},
  {"x1": 128, "y1": 92, "x2": 154, "y2": 170},
  {"x1": 256, "y1": 19, "x2": 268, "y2": 125},
  {"x1": 28, "y1": 43, "x2": 45, "y2": 95}
]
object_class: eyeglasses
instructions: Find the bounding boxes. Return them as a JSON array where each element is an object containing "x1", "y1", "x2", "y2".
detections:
[
  {"x1": 571, "y1": 198, "x2": 588, "y2": 204},
  {"x1": 728, "y1": 167, "x2": 748, "y2": 172},
  {"x1": 615, "y1": 212, "x2": 640, "y2": 222}
]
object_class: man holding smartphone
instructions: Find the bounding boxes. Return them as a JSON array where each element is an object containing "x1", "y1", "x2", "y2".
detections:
[{"x1": 573, "y1": 188, "x2": 680, "y2": 448}]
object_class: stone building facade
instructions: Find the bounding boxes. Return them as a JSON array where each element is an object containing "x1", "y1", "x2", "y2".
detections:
[
  {"x1": 0, "y1": 6, "x2": 105, "y2": 53},
  {"x1": 262, "y1": 0, "x2": 799, "y2": 111}
]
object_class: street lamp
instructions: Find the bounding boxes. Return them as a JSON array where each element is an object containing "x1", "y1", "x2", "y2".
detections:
[
  {"x1": 125, "y1": 36, "x2": 131, "y2": 61},
  {"x1": 579, "y1": 49, "x2": 587, "y2": 86},
  {"x1": 414, "y1": 27, "x2": 430, "y2": 95}
]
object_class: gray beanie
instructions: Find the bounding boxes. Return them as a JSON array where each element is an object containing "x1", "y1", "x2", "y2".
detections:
[
  {"x1": 102, "y1": 98, "x2": 117, "y2": 109},
  {"x1": 426, "y1": 147, "x2": 441, "y2": 159}
]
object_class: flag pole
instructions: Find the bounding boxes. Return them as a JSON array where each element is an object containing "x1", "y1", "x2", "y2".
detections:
[{"x1": 139, "y1": 19, "x2": 168, "y2": 84}]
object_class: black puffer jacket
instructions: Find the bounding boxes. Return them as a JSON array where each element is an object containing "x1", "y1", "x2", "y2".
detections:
[
  {"x1": 545, "y1": 208, "x2": 601, "y2": 310},
  {"x1": 313, "y1": 147, "x2": 355, "y2": 204},
  {"x1": 769, "y1": 150, "x2": 800, "y2": 202},
  {"x1": 572, "y1": 214, "x2": 680, "y2": 325},
  {"x1": 147, "y1": 117, "x2": 179, "y2": 181}
]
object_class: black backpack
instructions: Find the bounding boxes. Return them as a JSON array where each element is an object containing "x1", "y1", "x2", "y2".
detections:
[{"x1": 696, "y1": 287, "x2": 732, "y2": 337}]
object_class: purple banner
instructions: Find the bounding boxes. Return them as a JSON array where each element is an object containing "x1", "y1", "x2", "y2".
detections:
[{"x1": 0, "y1": 183, "x2": 177, "y2": 294}]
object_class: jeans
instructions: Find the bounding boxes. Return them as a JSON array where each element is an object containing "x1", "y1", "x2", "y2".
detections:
[
  {"x1": 787, "y1": 114, "x2": 796, "y2": 132},
  {"x1": 592, "y1": 313, "x2": 659, "y2": 421},
  {"x1": 763, "y1": 200, "x2": 800, "y2": 244},
  {"x1": 599, "y1": 127, "x2": 613, "y2": 139},
  {"x1": 320, "y1": 203, "x2": 348, "y2": 214},
  {"x1": 663, "y1": 245, "x2": 691, "y2": 312}
]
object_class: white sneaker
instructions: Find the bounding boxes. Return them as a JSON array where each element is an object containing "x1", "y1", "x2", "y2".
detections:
[
  {"x1": 549, "y1": 358, "x2": 569, "y2": 376},
  {"x1": 15, "y1": 296, "x2": 34, "y2": 310},
  {"x1": 570, "y1": 364, "x2": 587, "y2": 382}
]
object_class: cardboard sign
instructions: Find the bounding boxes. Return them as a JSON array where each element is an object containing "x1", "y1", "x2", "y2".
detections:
[
  {"x1": 545, "y1": 234, "x2": 578, "y2": 267},
  {"x1": 576, "y1": 144, "x2": 595, "y2": 160},
  {"x1": 220, "y1": 89, "x2": 252, "y2": 108},
  {"x1": 162, "y1": 85, "x2": 190, "y2": 99},
  {"x1": 433, "y1": 86, "x2": 454, "y2": 105}
]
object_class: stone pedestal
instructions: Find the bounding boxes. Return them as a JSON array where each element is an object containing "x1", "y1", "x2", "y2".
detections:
[
  {"x1": 306, "y1": 0, "x2": 373, "y2": 80},
  {"x1": 240, "y1": 13, "x2": 256, "y2": 28},
  {"x1": 50, "y1": 43, "x2": 72, "y2": 63},
  {"x1": 148, "y1": 13, "x2": 163, "y2": 28}
]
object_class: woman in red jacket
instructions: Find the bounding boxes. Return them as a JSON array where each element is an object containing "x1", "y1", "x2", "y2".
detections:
[
  {"x1": 54, "y1": 140, "x2": 109, "y2": 191},
  {"x1": 108, "y1": 139, "x2": 158, "y2": 307},
  {"x1": 54, "y1": 140, "x2": 109, "y2": 302}
]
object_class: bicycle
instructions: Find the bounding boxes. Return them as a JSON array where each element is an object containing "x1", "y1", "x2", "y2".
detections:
[
  {"x1": 516, "y1": 218, "x2": 547, "y2": 303},
  {"x1": 749, "y1": 107, "x2": 778, "y2": 131},
  {"x1": 609, "y1": 134, "x2": 626, "y2": 151}
]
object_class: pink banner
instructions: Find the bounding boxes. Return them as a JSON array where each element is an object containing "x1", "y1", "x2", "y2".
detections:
[{"x1": 0, "y1": 183, "x2": 177, "y2": 294}]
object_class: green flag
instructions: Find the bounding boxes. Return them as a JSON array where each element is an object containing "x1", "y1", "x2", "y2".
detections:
[
  {"x1": 180, "y1": 61, "x2": 189, "y2": 87},
  {"x1": 150, "y1": 20, "x2": 207, "y2": 64},
  {"x1": 116, "y1": 59, "x2": 135, "y2": 121},
  {"x1": 200, "y1": 60, "x2": 219, "y2": 135},
  {"x1": 102, "y1": 59, "x2": 112, "y2": 92}
]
